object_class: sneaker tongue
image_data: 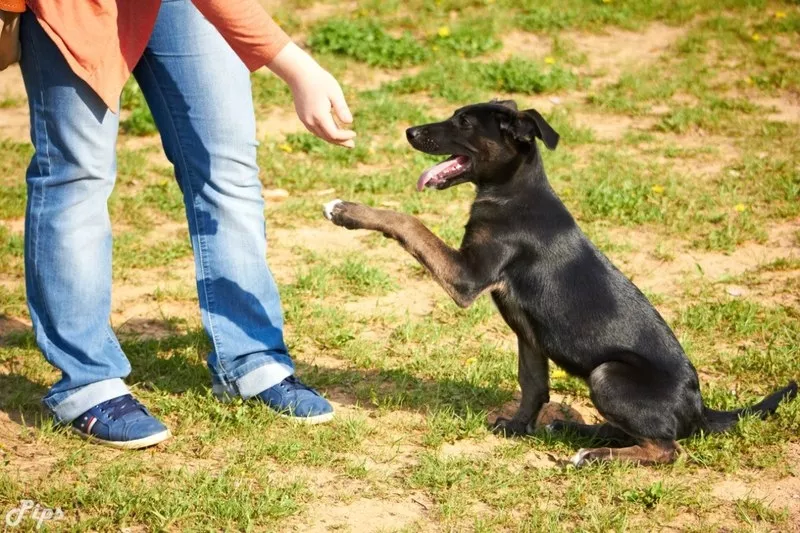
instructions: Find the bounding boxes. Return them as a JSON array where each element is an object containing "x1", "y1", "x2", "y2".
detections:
[
  {"x1": 284, "y1": 375, "x2": 312, "y2": 392},
  {"x1": 106, "y1": 395, "x2": 147, "y2": 420},
  {"x1": 416, "y1": 157, "x2": 459, "y2": 191}
]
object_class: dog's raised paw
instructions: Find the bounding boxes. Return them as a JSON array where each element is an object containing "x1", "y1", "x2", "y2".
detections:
[{"x1": 323, "y1": 199, "x2": 343, "y2": 221}]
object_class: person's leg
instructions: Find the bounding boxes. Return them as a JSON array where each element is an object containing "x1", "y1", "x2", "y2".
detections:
[
  {"x1": 19, "y1": 10, "x2": 128, "y2": 422},
  {"x1": 132, "y1": 0, "x2": 331, "y2": 420},
  {"x1": 19, "y1": 11, "x2": 170, "y2": 448}
]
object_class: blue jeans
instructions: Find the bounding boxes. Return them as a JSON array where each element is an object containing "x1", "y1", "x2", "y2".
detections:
[{"x1": 19, "y1": 0, "x2": 294, "y2": 423}]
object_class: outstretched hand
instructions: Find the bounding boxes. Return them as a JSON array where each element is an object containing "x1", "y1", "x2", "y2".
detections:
[{"x1": 267, "y1": 43, "x2": 356, "y2": 148}]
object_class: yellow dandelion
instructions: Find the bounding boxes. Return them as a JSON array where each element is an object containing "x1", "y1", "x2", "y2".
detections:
[
  {"x1": 552, "y1": 369, "x2": 567, "y2": 379},
  {"x1": 562, "y1": 187, "x2": 573, "y2": 197},
  {"x1": 431, "y1": 45, "x2": 439, "y2": 52},
  {"x1": 602, "y1": 0, "x2": 612, "y2": 4},
  {"x1": 278, "y1": 143, "x2": 293, "y2": 153},
  {"x1": 651, "y1": 184, "x2": 665, "y2": 195},
  {"x1": 745, "y1": 76, "x2": 754, "y2": 85},
  {"x1": 775, "y1": 11, "x2": 787, "y2": 19},
  {"x1": 465, "y1": 357, "x2": 478, "y2": 366},
  {"x1": 734, "y1": 203, "x2": 747, "y2": 212},
  {"x1": 545, "y1": 56, "x2": 556, "y2": 65},
  {"x1": 751, "y1": 33, "x2": 761, "y2": 41},
  {"x1": 438, "y1": 26, "x2": 451, "y2": 38}
]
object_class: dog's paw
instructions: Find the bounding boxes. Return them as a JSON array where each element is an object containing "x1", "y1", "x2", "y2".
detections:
[
  {"x1": 569, "y1": 448, "x2": 597, "y2": 468},
  {"x1": 544, "y1": 420, "x2": 568, "y2": 434},
  {"x1": 323, "y1": 199, "x2": 343, "y2": 221},
  {"x1": 322, "y1": 199, "x2": 370, "y2": 230},
  {"x1": 491, "y1": 417, "x2": 532, "y2": 438}
]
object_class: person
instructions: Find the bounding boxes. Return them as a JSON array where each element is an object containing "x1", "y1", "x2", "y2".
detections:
[{"x1": 0, "y1": 0, "x2": 356, "y2": 449}]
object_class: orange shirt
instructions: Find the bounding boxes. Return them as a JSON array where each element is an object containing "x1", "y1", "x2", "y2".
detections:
[{"x1": 1, "y1": 0, "x2": 290, "y2": 112}]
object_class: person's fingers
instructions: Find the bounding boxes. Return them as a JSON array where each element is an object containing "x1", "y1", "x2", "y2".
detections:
[
  {"x1": 305, "y1": 119, "x2": 353, "y2": 148},
  {"x1": 307, "y1": 123, "x2": 325, "y2": 142},
  {"x1": 316, "y1": 109, "x2": 357, "y2": 145},
  {"x1": 330, "y1": 86, "x2": 353, "y2": 125},
  {"x1": 298, "y1": 111, "x2": 322, "y2": 138}
]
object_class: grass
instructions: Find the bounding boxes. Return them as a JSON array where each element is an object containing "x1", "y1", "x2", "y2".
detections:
[
  {"x1": 120, "y1": 79, "x2": 157, "y2": 136},
  {"x1": 1, "y1": 0, "x2": 800, "y2": 530},
  {"x1": 384, "y1": 57, "x2": 584, "y2": 102},
  {"x1": 308, "y1": 19, "x2": 430, "y2": 68}
]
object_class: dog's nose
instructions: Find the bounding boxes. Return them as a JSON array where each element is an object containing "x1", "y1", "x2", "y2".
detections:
[{"x1": 406, "y1": 127, "x2": 421, "y2": 142}]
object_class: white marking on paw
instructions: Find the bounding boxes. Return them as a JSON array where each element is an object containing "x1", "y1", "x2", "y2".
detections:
[
  {"x1": 570, "y1": 448, "x2": 590, "y2": 468},
  {"x1": 323, "y1": 199, "x2": 343, "y2": 221}
]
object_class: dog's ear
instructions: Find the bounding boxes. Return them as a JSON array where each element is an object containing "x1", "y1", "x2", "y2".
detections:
[
  {"x1": 490, "y1": 98, "x2": 519, "y2": 111},
  {"x1": 517, "y1": 108, "x2": 559, "y2": 151}
]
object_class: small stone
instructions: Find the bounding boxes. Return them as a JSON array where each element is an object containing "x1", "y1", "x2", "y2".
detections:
[{"x1": 726, "y1": 286, "x2": 746, "y2": 297}]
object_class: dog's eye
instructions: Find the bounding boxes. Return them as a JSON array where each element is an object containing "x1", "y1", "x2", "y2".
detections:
[{"x1": 457, "y1": 115, "x2": 473, "y2": 128}]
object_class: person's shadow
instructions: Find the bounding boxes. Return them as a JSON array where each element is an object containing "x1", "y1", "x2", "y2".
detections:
[
  {"x1": 1, "y1": 298, "x2": 594, "y2": 455},
  {"x1": 0, "y1": 274, "x2": 514, "y2": 429},
  {"x1": 0, "y1": 318, "x2": 50, "y2": 427}
]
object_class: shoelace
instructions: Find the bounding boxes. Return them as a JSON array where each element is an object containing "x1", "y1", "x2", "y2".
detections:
[
  {"x1": 97, "y1": 395, "x2": 147, "y2": 421},
  {"x1": 281, "y1": 376, "x2": 314, "y2": 393}
]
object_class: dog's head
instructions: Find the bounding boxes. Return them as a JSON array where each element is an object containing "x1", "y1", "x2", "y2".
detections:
[{"x1": 406, "y1": 99, "x2": 559, "y2": 191}]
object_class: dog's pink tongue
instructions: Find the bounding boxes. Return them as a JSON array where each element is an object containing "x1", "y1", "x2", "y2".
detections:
[{"x1": 416, "y1": 158, "x2": 457, "y2": 191}]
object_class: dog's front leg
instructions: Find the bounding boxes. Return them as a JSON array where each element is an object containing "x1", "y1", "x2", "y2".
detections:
[
  {"x1": 493, "y1": 337, "x2": 549, "y2": 436},
  {"x1": 324, "y1": 200, "x2": 498, "y2": 308}
]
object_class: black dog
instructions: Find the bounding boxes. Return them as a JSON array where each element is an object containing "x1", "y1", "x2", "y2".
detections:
[{"x1": 322, "y1": 99, "x2": 798, "y2": 467}]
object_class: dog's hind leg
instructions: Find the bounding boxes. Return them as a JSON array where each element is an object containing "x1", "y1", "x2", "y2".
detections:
[
  {"x1": 545, "y1": 421, "x2": 636, "y2": 446},
  {"x1": 569, "y1": 359, "x2": 692, "y2": 467},
  {"x1": 570, "y1": 439, "x2": 681, "y2": 468},
  {"x1": 492, "y1": 336, "x2": 549, "y2": 437}
]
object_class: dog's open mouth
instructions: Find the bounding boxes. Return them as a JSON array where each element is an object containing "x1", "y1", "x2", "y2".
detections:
[{"x1": 416, "y1": 155, "x2": 472, "y2": 191}]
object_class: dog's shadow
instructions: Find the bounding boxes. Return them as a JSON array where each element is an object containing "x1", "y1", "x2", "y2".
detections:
[
  {"x1": 295, "y1": 360, "x2": 513, "y2": 419},
  {"x1": 297, "y1": 358, "x2": 608, "y2": 454}
]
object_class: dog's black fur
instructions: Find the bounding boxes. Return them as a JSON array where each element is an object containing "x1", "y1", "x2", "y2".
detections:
[{"x1": 324, "y1": 99, "x2": 798, "y2": 466}]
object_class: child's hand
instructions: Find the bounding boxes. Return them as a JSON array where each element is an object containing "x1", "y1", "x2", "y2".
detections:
[{"x1": 268, "y1": 43, "x2": 356, "y2": 148}]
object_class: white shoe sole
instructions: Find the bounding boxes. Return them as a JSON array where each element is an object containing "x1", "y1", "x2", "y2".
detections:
[
  {"x1": 71, "y1": 428, "x2": 172, "y2": 450},
  {"x1": 280, "y1": 411, "x2": 335, "y2": 425}
]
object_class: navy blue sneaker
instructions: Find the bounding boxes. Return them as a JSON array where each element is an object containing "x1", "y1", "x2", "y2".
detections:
[
  {"x1": 71, "y1": 394, "x2": 171, "y2": 449},
  {"x1": 256, "y1": 376, "x2": 334, "y2": 424}
]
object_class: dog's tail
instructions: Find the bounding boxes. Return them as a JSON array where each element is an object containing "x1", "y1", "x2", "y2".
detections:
[{"x1": 702, "y1": 381, "x2": 798, "y2": 434}]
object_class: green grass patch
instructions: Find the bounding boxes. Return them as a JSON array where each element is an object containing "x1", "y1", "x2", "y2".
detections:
[
  {"x1": 120, "y1": 79, "x2": 157, "y2": 136},
  {"x1": 386, "y1": 57, "x2": 582, "y2": 102},
  {"x1": 308, "y1": 18, "x2": 430, "y2": 68}
]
